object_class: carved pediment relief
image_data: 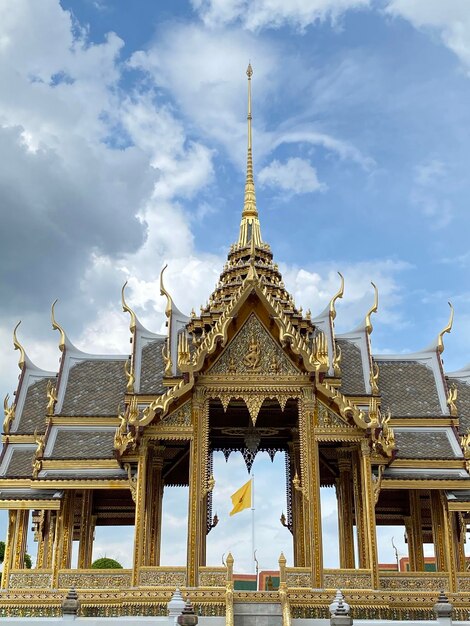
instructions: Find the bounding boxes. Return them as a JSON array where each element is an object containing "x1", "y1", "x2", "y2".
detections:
[
  {"x1": 316, "y1": 400, "x2": 353, "y2": 428},
  {"x1": 207, "y1": 313, "x2": 300, "y2": 376},
  {"x1": 161, "y1": 400, "x2": 192, "y2": 427}
]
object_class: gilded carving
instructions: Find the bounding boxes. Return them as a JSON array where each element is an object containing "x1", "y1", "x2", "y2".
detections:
[
  {"x1": 46, "y1": 380, "x2": 57, "y2": 417},
  {"x1": 379, "y1": 574, "x2": 449, "y2": 591},
  {"x1": 324, "y1": 572, "x2": 372, "y2": 589},
  {"x1": 199, "y1": 570, "x2": 226, "y2": 587},
  {"x1": 58, "y1": 571, "x2": 132, "y2": 589},
  {"x1": 316, "y1": 400, "x2": 351, "y2": 428},
  {"x1": 209, "y1": 314, "x2": 298, "y2": 376},
  {"x1": 3, "y1": 394, "x2": 15, "y2": 434},
  {"x1": 162, "y1": 401, "x2": 192, "y2": 426},
  {"x1": 139, "y1": 568, "x2": 186, "y2": 587},
  {"x1": 9, "y1": 572, "x2": 52, "y2": 589},
  {"x1": 447, "y1": 383, "x2": 458, "y2": 417}
]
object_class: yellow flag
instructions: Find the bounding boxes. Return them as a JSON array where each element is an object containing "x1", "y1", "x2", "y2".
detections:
[{"x1": 229, "y1": 478, "x2": 252, "y2": 516}]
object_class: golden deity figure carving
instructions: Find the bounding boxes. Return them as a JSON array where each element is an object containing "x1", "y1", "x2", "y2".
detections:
[
  {"x1": 269, "y1": 355, "x2": 281, "y2": 374},
  {"x1": 243, "y1": 335, "x2": 261, "y2": 371},
  {"x1": 3, "y1": 394, "x2": 15, "y2": 434},
  {"x1": 46, "y1": 380, "x2": 57, "y2": 416}
]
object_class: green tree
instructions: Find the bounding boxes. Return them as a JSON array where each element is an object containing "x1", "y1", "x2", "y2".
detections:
[{"x1": 91, "y1": 557, "x2": 123, "y2": 569}]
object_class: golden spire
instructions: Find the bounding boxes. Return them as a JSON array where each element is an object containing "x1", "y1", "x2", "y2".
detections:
[
  {"x1": 437, "y1": 301, "x2": 454, "y2": 354},
  {"x1": 12, "y1": 321, "x2": 26, "y2": 371},
  {"x1": 238, "y1": 63, "x2": 262, "y2": 248},
  {"x1": 51, "y1": 299, "x2": 67, "y2": 352}
]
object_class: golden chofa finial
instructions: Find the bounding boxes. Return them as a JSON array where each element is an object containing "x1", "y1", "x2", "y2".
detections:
[
  {"x1": 12, "y1": 321, "x2": 26, "y2": 370},
  {"x1": 238, "y1": 63, "x2": 262, "y2": 248},
  {"x1": 160, "y1": 264, "x2": 173, "y2": 320},
  {"x1": 51, "y1": 299, "x2": 66, "y2": 352},
  {"x1": 329, "y1": 272, "x2": 344, "y2": 321},
  {"x1": 121, "y1": 281, "x2": 137, "y2": 334},
  {"x1": 437, "y1": 301, "x2": 454, "y2": 354},
  {"x1": 365, "y1": 282, "x2": 379, "y2": 335}
]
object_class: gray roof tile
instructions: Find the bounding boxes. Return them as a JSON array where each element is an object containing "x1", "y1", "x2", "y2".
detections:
[
  {"x1": 337, "y1": 339, "x2": 366, "y2": 395},
  {"x1": 48, "y1": 429, "x2": 115, "y2": 459},
  {"x1": 60, "y1": 359, "x2": 126, "y2": 416},
  {"x1": 4, "y1": 449, "x2": 34, "y2": 478},
  {"x1": 139, "y1": 339, "x2": 166, "y2": 395},
  {"x1": 378, "y1": 360, "x2": 442, "y2": 417},
  {"x1": 450, "y1": 379, "x2": 470, "y2": 433},
  {"x1": 394, "y1": 430, "x2": 457, "y2": 459},
  {"x1": 16, "y1": 377, "x2": 55, "y2": 433}
]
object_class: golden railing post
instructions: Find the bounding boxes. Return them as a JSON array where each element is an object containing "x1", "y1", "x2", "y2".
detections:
[
  {"x1": 225, "y1": 552, "x2": 234, "y2": 626},
  {"x1": 278, "y1": 552, "x2": 287, "y2": 585},
  {"x1": 1, "y1": 510, "x2": 18, "y2": 589},
  {"x1": 279, "y1": 553, "x2": 291, "y2": 626}
]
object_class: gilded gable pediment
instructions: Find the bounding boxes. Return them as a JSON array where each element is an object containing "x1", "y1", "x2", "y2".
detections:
[{"x1": 207, "y1": 313, "x2": 300, "y2": 376}]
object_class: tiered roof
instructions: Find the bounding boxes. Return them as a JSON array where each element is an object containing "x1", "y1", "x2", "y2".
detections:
[{"x1": 1, "y1": 66, "x2": 470, "y2": 494}]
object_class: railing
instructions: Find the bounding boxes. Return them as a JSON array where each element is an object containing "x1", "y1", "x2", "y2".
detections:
[
  {"x1": 199, "y1": 566, "x2": 227, "y2": 587},
  {"x1": 8, "y1": 569, "x2": 53, "y2": 589},
  {"x1": 138, "y1": 566, "x2": 186, "y2": 587},
  {"x1": 58, "y1": 569, "x2": 132, "y2": 589},
  {"x1": 324, "y1": 569, "x2": 372, "y2": 589},
  {"x1": 379, "y1": 571, "x2": 450, "y2": 591}
]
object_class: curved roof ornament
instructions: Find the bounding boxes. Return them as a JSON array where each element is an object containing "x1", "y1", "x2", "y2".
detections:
[
  {"x1": 329, "y1": 272, "x2": 344, "y2": 321},
  {"x1": 437, "y1": 301, "x2": 454, "y2": 354},
  {"x1": 51, "y1": 299, "x2": 67, "y2": 352},
  {"x1": 12, "y1": 321, "x2": 26, "y2": 371},
  {"x1": 160, "y1": 264, "x2": 173, "y2": 320},
  {"x1": 121, "y1": 281, "x2": 137, "y2": 334},
  {"x1": 365, "y1": 282, "x2": 379, "y2": 335}
]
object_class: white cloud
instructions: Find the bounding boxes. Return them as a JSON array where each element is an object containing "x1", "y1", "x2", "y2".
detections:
[
  {"x1": 411, "y1": 158, "x2": 453, "y2": 228},
  {"x1": 258, "y1": 157, "x2": 327, "y2": 194},
  {"x1": 129, "y1": 23, "x2": 373, "y2": 174},
  {"x1": 386, "y1": 0, "x2": 470, "y2": 71},
  {"x1": 281, "y1": 260, "x2": 411, "y2": 335},
  {"x1": 191, "y1": 0, "x2": 371, "y2": 31}
]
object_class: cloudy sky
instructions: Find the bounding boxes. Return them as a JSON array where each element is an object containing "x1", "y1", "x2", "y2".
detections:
[{"x1": 1, "y1": 0, "x2": 470, "y2": 573}]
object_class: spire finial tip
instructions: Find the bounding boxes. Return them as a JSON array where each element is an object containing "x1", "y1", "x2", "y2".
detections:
[{"x1": 246, "y1": 63, "x2": 253, "y2": 78}]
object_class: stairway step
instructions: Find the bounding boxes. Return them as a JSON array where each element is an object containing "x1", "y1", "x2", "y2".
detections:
[{"x1": 234, "y1": 602, "x2": 282, "y2": 626}]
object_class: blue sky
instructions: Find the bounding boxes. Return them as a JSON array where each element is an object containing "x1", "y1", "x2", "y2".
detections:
[{"x1": 1, "y1": 0, "x2": 470, "y2": 573}]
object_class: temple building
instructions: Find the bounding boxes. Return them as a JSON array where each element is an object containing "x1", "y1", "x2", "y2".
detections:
[{"x1": 1, "y1": 65, "x2": 470, "y2": 621}]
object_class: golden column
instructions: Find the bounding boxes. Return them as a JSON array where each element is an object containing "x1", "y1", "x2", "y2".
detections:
[
  {"x1": 78, "y1": 491, "x2": 94, "y2": 569},
  {"x1": 352, "y1": 450, "x2": 367, "y2": 569},
  {"x1": 187, "y1": 390, "x2": 208, "y2": 586},
  {"x1": 35, "y1": 511, "x2": 50, "y2": 570},
  {"x1": 359, "y1": 440, "x2": 379, "y2": 588},
  {"x1": 406, "y1": 491, "x2": 425, "y2": 571},
  {"x1": 336, "y1": 449, "x2": 355, "y2": 569},
  {"x1": 45, "y1": 511, "x2": 56, "y2": 569},
  {"x1": 143, "y1": 444, "x2": 164, "y2": 566},
  {"x1": 52, "y1": 491, "x2": 75, "y2": 587},
  {"x1": 300, "y1": 389, "x2": 323, "y2": 587},
  {"x1": 289, "y1": 437, "x2": 306, "y2": 567},
  {"x1": 1, "y1": 510, "x2": 18, "y2": 588},
  {"x1": 12, "y1": 510, "x2": 30, "y2": 570},
  {"x1": 430, "y1": 491, "x2": 457, "y2": 591},
  {"x1": 131, "y1": 439, "x2": 149, "y2": 586}
]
